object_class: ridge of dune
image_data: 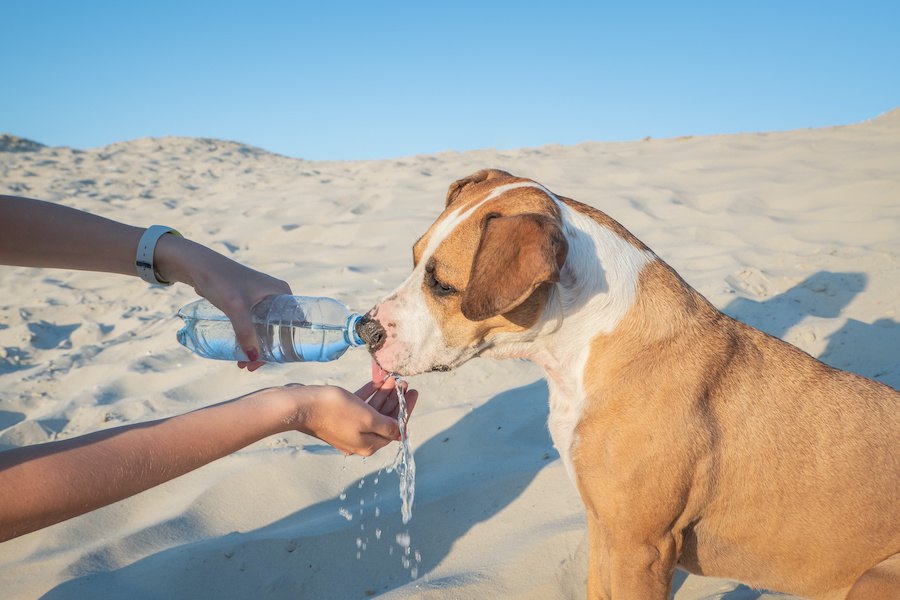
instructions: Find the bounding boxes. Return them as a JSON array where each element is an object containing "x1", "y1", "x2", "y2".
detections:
[
  {"x1": 4, "y1": 106, "x2": 899, "y2": 162},
  {"x1": 0, "y1": 134, "x2": 46, "y2": 153},
  {"x1": 96, "y1": 136, "x2": 294, "y2": 161}
]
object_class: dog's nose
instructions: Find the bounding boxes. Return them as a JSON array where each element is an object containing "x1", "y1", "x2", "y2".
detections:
[{"x1": 355, "y1": 315, "x2": 387, "y2": 351}]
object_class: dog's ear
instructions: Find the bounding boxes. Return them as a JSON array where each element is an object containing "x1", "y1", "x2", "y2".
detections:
[
  {"x1": 461, "y1": 213, "x2": 568, "y2": 321},
  {"x1": 445, "y1": 169, "x2": 514, "y2": 207}
]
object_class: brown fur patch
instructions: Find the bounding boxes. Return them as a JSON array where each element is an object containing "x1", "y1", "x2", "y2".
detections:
[{"x1": 461, "y1": 213, "x2": 567, "y2": 321}]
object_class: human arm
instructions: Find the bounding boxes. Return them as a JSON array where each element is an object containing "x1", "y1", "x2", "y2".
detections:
[
  {"x1": 0, "y1": 378, "x2": 417, "y2": 543},
  {"x1": 0, "y1": 195, "x2": 290, "y2": 367}
]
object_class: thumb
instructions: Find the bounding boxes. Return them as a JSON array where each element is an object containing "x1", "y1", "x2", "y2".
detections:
[
  {"x1": 225, "y1": 304, "x2": 260, "y2": 362},
  {"x1": 369, "y1": 411, "x2": 401, "y2": 441}
]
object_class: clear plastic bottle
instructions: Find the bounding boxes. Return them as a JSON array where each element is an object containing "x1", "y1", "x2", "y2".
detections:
[{"x1": 176, "y1": 295, "x2": 365, "y2": 363}]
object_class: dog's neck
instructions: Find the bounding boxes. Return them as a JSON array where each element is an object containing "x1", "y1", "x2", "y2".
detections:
[
  {"x1": 480, "y1": 199, "x2": 655, "y2": 478},
  {"x1": 487, "y1": 200, "x2": 656, "y2": 393}
]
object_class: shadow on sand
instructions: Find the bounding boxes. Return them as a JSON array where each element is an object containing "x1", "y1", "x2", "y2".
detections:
[
  {"x1": 41, "y1": 381, "x2": 559, "y2": 600},
  {"x1": 721, "y1": 270, "x2": 899, "y2": 389}
]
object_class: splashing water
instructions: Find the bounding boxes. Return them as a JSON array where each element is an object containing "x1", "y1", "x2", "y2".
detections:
[
  {"x1": 335, "y1": 374, "x2": 421, "y2": 578},
  {"x1": 388, "y1": 374, "x2": 416, "y2": 524}
]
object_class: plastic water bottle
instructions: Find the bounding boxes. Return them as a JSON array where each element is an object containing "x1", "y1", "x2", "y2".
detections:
[{"x1": 176, "y1": 295, "x2": 365, "y2": 363}]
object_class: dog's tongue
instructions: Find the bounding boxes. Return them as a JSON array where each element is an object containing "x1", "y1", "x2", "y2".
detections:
[{"x1": 372, "y1": 360, "x2": 390, "y2": 383}]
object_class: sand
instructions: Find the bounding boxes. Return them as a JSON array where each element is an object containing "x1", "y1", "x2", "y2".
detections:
[{"x1": 1, "y1": 110, "x2": 898, "y2": 599}]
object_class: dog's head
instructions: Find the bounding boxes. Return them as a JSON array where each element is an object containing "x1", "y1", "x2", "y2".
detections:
[{"x1": 359, "y1": 169, "x2": 568, "y2": 375}]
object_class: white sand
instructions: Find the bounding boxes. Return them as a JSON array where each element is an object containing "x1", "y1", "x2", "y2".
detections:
[{"x1": 1, "y1": 110, "x2": 898, "y2": 599}]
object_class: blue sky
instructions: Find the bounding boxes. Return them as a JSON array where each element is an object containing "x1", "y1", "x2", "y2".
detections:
[{"x1": 2, "y1": 1, "x2": 898, "y2": 160}]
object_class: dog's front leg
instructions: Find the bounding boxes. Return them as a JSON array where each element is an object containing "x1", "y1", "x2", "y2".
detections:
[
  {"x1": 584, "y1": 516, "x2": 677, "y2": 599},
  {"x1": 586, "y1": 515, "x2": 612, "y2": 599},
  {"x1": 607, "y1": 533, "x2": 678, "y2": 599}
]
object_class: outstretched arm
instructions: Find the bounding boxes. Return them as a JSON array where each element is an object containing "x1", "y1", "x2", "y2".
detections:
[
  {"x1": 0, "y1": 195, "x2": 290, "y2": 367},
  {"x1": 0, "y1": 378, "x2": 417, "y2": 543},
  {"x1": 0, "y1": 195, "x2": 145, "y2": 275}
]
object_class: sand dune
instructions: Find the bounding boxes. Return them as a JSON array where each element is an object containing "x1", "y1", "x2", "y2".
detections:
[{"x1": 1, "y1": 110, "x2": 898, "y2": 599}]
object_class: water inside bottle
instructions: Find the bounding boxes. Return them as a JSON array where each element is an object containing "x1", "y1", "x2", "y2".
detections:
[
  {"x1": 176, "y1": 298, "x2": 356, "y2": 362},
  {"x1": 260, "y1": 319, "x2": 351, "y2": 362}
]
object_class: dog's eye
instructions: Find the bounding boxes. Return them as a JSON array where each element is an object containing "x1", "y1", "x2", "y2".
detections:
[{"x1": 425, "y1": 262, "x2": 457, "y2": 297}]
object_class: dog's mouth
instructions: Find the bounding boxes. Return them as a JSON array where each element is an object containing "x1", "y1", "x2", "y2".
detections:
[{"x1": 427, "y1": 342, "x2": 492, "y2": 374}]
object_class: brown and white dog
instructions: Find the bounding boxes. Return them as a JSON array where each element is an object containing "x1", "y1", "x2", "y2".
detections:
[{"x1": 357, "y1": 169, "x2": 900, "y2": 599}]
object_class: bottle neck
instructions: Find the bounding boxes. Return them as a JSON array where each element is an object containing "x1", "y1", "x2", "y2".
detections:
[{"x1": 346, "y1": 314, "x2": 365, "y2": 347}]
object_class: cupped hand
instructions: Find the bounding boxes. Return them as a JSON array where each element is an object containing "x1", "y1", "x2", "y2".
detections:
[{"x1": 284, "y1": 378, "x2": 418, "y2": 456}]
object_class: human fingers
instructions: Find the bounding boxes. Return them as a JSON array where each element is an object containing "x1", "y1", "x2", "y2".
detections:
[
  {"x1": 365, "y1": 408, "x2": 402, "y2": 444},
  {"x1": 402, "y1": 388, "x2": 418, "y2": 417},
  {"x1": 223, "y1": 300, "x2": 262, "y2": 365},
  {"x1": 354, "y1": 431, "x2": 398, "y2": 457},
  {"x1": 382, "y1": 379, "x2": 418, "y2": 420},
  {"x1": 334, "y1": 404, "x2": 399, "y2": 456},
  {"x1": 385, "y1": 388, "x2": 417, "y2": 442},
  {"x1": 378, "y1": 381, "x2": 401, "y2": 418},
  {"x1": 355, "y1": 376, "x2": 395, "y2": 411},
  {"x1": 238, "y1": 360, "x2": 265, "y2": 372},
  {"x1": 354, "y1": 380, "x2": 378, "y2": 399},
  {"x1": 387, "y1": 387, "x2": 417, "y2": 422}
]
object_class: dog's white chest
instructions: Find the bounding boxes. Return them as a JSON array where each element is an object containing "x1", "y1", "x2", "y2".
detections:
[{"x1": 546, "y1": 374, "x2": 586, "y2": 482}]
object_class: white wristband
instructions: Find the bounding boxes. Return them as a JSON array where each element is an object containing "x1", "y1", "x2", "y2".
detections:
[{"x1": 136, "y1": 225, "x2": 182, "y2": 285}]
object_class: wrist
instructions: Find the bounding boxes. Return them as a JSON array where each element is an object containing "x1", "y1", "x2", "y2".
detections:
[{"x1": 153, "y1": 234, "x2": 199, "y2": 287}]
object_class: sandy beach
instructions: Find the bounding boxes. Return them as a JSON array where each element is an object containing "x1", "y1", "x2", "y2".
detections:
[{"x1": 1, "y1": 110, "x2": 898, "y2": 599}]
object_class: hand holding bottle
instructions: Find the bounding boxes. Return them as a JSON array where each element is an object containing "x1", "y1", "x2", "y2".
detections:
[
  {"x1": 153, "y1": 234, "x2": 291, "y2": 371},
  {"x1": 177, "y1": 295, "x2": 367, "y2": 365}
]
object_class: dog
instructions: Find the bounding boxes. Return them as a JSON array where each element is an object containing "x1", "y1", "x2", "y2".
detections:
[{"x1": 356, "y1": 169, "x2": 900, "y2": 599}]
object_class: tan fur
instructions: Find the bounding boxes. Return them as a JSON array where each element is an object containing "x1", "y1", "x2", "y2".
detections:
[{"x1": 562, "y1": 201, "x2": 900, "y2": 599}]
